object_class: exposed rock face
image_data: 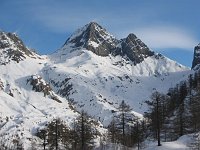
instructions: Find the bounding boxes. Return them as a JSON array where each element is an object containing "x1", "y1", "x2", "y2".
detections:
[
  {"x1": 120, "y1": 33, "x2": 154, "y2": 64},
  {"x1": 64, "y1": 22, "x2": 118, "y2": 56},
  {"x1": 28, "y1": 75, "x2": 61, "y2": 103},
  {"x1": 0, "y1": 31, "x2": 33, "y2": 64},
  {"x1": 0, "y1": 79, "x2": 3, "y2": 90},
  {"x1": 192, "y1": 44, "x2": 200, "y2": 69},
  {"x1": 62, "y1": 22, "x2": 155, "y2": 65}
]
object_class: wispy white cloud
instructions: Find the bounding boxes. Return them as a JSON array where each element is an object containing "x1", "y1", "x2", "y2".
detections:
[
  {"x1": 131, "y1": 26, "x2": 198, "y2": 51},
  {"x1": 26, "y1": 1, "x2": 156, "y2": 33},
  {"x1": 30, "y1": 7, "x2": 102, "y2": 33}
]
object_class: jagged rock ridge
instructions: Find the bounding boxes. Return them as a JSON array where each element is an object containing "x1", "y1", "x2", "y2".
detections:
[{"x1": 61, "y1": 22, "x2": 155, "y2": 65}]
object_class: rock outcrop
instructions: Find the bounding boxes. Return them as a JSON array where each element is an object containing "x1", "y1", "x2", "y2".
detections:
[{"x1": 192, "y1": 44, "x2": 200, "y2": 69}]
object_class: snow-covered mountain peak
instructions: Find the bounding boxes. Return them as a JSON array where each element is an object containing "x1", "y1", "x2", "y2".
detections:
[
  {"x1": 54, "y1": 22, "x2": 157, "y2": 66},
  {"x1": 65, "y1": 22, "x2": 116, "y2": 45},
  {"x1": 0, "y1": 31, "x2": 38, "y2": 65},
  {"x1": 59, "y1": 22, "x2": 118, "y2": 56}
]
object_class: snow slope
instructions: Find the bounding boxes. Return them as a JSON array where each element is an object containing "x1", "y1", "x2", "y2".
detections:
[
  {"x1": 95, "y1": 134, "x2": 193, "y2": 150},
  {"x1": 143, "y1": 134, "x2": 194, "y2": 150},
  {"x1": 0, "y1": 56, "x2": 80, "y2": 149},
  {"x1": 49, "y1": 48, "x2": 190, "y2": 125}
]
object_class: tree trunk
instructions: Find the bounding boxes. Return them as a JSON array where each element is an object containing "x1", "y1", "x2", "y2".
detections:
[
  {"x1": 43, "y1": 132, "x2": 46, "y2": 150},
  {"x1": 55, "y1": 119, "x2": 58, "y2": 150},
  {"x1": 122, "y1": 112, "x2": 125, "y2": 145},
  {"x1": 156, "y1": 97, "x2": 161, "y2": 146},
  {"x1": 81, "y1": 114, "x2": 85, "y2": 150},
  {"x1": 137, "y1": 121, "x2": 140, "y2": 150}
]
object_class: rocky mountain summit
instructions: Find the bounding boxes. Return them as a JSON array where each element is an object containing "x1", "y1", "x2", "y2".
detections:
[
  {"x1": 63, "y1": 22, "x2": 118, "y2": 56},
  {"x1": 60, "y1": 22, "x2": 155, "y2": 65}
]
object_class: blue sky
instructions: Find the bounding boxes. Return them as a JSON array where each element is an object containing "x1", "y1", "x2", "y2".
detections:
[{"x1": 1, "y1": 0, "x2": 200, "y2": 67}]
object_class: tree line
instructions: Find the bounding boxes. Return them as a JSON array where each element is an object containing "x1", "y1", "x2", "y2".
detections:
[
  {"x1": 106, "y1": 69, "x2": 200, "y2": 149},
  {"x1": 144, "y1": 69, "x2": 200, "y2": 148},
  {"x1": 35, "y1": 101, "x2": 147, "y2": 150},
  {"x1": 36, "y1": 110, "x2": 98, "y2": 150},
  {"x1": 107, "y1": 100, "x2": 147, "y2": 149}
]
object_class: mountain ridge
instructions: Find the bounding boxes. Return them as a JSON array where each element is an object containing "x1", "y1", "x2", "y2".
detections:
[{"x1": 59, "y1": 22, "x2": 157, "y2": 65}]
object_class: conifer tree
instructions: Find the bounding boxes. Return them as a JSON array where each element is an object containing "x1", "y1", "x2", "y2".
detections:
[
  {"x1": 118, "y1": 100, "x2": 132, "y2": 145},
  {"x1": 74, "y1": 110, "x2": 94, "y2": 150},
  {"x1": 36, "y1": 118, "x2": 70, "y2": 149},
  {"x1": 145, "y1": 91, "x2": 165, "y2": 146},
  {"x1": 107, "y1": 100, "x2": 135, "y2": 147}
]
